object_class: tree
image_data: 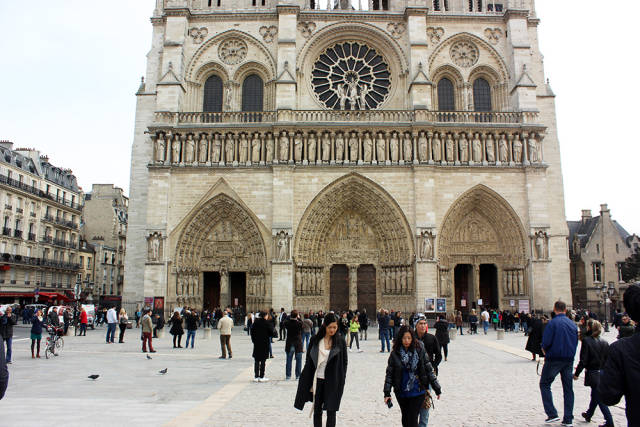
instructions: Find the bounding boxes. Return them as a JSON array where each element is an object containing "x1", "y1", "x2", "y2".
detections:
[{"x1": 621, "y1": 246, "x2": 640, "y2": 282}]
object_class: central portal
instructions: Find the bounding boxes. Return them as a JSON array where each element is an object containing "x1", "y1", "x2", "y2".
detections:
[
  {"x1": 230, "y1": 272, "x2": 246, "y2": 309},
  {"x1": 203, "y1": 272, "x2": 220, "y2": 310},
  {"x1": 329, "y1": 264, "x2": 349, "y2": 312}
]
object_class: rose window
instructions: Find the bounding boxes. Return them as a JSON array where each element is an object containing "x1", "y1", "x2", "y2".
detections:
[{"x1": 311, "y1": 42, "x2": 391, "y2": 110}]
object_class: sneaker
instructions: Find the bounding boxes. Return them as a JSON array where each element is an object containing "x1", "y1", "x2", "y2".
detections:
[
  {"x1": 358, "y1": 349, "x2": 363, "y2": 353},
  {"x1": 253, "y1": 377, "x2": 260, "y2": 382},
  {"x1": 560, "y1": 422, "x2": 573, "y2": 427},
  {"x1": 285, "y1": 377, "x2": 291, "y2": 381},
  {"x1": 545, "y1": 417, "x2": 560, "y2": 424},
  {"x1": 150, "y1": 350, "x2": 157, "y2": 353},
  {"x1": 581, "y1": 412, "x2": 591, "y2": 422},
  {"x1": 348, "y1": 348, "x2": 352, "y2": 352},
  {"x1": 259, "y1": 377, "x2": 269, "y2": 382}
]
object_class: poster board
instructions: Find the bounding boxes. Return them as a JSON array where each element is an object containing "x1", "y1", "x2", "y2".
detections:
[
  {"x1": 461, "y1": 299, "x2": 467, "y2": 307},
  {"x1": 436, "y1": 298, "x2": 447, "y2": 313},
  {"x1": 518, "y1": 299, "x2": 530, "y2": 314},
  {"x1": 477, "y1": 298, "x2": 483, "y2": 306},
  {"x1": 425, "y1": 298, "x2": 435, "y2": 312},
  {"x1": 153, "y1": 297, "x2": 165, "y2": 316}
]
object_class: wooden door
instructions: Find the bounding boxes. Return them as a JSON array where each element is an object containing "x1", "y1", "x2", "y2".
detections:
[
  {"x1": 330, "y1": 264, "x2": 349, "y2": 312},
  {"x1": 357, "y1": 264, "x2": 376, "y2": 315},
  {"x1": 230, "y1": 272, "x2": 246, "y2": 308},
  {"x1": 203, "y1": 272, "x2": 220, "y2": 310}
]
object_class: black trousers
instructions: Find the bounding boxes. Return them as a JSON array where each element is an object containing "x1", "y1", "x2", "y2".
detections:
[
  {"x1": 173, "y1": 334, "x2": 182, "y2": 347},
  {"x1": 314, "y1": 379, "x2": 336, "y2": 427},
  {"x1": 397, "y1": 394, "x2": 423, "y2": 427},
  {"x1": 279, "y1": 325, "x2": 286, "y2": 340},
  {"x1": 254, "y1": 359, "x2": 266, "y2": 378},
  {"x1": 118, "y1": 324, "x2": 127, "y2": 342},
  {"x1": 441, "y1": 343, "x2": 448, "y2": 359}
]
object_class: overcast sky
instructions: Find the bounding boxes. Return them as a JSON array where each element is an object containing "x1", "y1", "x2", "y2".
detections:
[{"x1": 0, "y1": 1, "x2": 637, "y2": 234}]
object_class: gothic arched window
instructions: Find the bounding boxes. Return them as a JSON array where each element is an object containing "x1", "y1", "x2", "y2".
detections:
[
  {"x1": 241, "y1": 74, "x2": 264, "y2": 112},
  {"x1": 437, "y1": 78, "x2": 455, "y2": 111},
  {"x1": 473, "y1": 78, "x2": 492, "y2": 112},
  {"x1": 203, "y1": 75, "x2": 223, "y2": 112}
]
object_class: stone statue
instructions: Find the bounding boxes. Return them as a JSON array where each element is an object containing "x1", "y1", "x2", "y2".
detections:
[
  {"x1": 148, "y1": 233, "x2": 161, "y2": 261},
  {"x1": 321, "y1": 132, "x2": 331, "y2": 162},
  {"x1": 171, "y1": 135, "x2": 181, "y2": 164},
  {"x1": 362, "y1": 132, "x2": 373, "y2": 163},
  {"x1": 238, "y1": 133, "x2": 248, "y2": 163},
  {"x1": 400, "y1": 268, "x2": 407, "y2": 293},
  {"x1": 296, "y1": 269, "x2": 302, "y2": 294},
  {"x1": 498, "y1": 134, "x2": 509, "y2": 162},
  {"x1": 348, "y1": 82, "x2": 358, "y2": 110},
  {"x1": 458, "y1": 133, "x2": 469, "y2": 162},
  {"x1": 445, "y1": 134, "x2": 454, "y2": 162},
  {"x1": 307, "y1": 132, "x2": 317, "y2": 163},
  {"x1": 503, "y1": 271, "x2": 511, "y2": 295},
  {"x1": 359, "y1": 84, "x2": 370, "y2": 110},
  {"x1": 485, "y1": 134, "x2": 495, "y2": 163},
  {"x1": 251, "y1": 133, "x2": 261, "y2": 163},
  {"x1": 472, "y1": 133, "x2": 482, "y2": 162},
  {"x1": 198, "y1": 134, "x2": 208, "y2": 163},
  {"x1": 513, "y1": 134, "x2": 523, "y2": 163},
  {"x1": 529, "y1": 135, "x2": 540, "y2": 163},
  {"x1": 376, "y1": 132, "x2": 386, "y2": 162},
  {"x1": 535, "y1": 231, "x2": 547, "y2": 259},
  {"x1": 276, "y1": 231, "x2": 289, "y2": 261},
  {"x1": 211, "y1": 133, "x2": 221, "y2": 163},
  {"x1": 420, "y1": 231, "x2": 433, "y2": 260},
  {"x1": 336, "y1": 83, "x2": 348, "y2": 110},
  {"x1": 294, "y1": 133, "x2": 303, "y2": 163},
  {"x1": 389, "y1": 131, "x2": 399, "y2": 162},
  {"x1": 224, "y1": 134, "x2": 235, "y2": 163},
  {"x1": 265, "y1": 133, "x2": 274, "y2": 163},
  {"x1": 403, "y1": 133, "x2": 412, "y2": 162},
  {"x1": 348, "y1": 132, "x2": 359, "y2": 162},
  {"x1": 279, "y1": 131, "x2": 289, "y2": 162},
  {"x1": 184, "y1": 134, "x2": 195, "y2": 163},
  {"x1": 418, "y1": 131, "x2": 428, "y2": 162},
  {"x1": 335, "y1": 132, "x2": 345, "y2": 162},
  {"x1": 432, "y1": 133, "x2": 442, "y2": 162},
  {"x1": 155, "y1": 134, "x2": 166, "y2": 163}
]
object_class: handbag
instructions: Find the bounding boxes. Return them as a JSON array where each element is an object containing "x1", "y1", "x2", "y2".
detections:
[{"x1": 422, "y1": 389, "x2": 434, "y2": 410}]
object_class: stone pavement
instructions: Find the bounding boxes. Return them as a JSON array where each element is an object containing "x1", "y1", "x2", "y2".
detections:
[{"x1": 1, "y1": 325, "x2": 628, "y2": 426}]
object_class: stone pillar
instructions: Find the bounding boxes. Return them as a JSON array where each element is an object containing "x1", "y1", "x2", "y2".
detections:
[
  {"x1": 220, "y1": 270, "x2": 230, "y2": 309},
  {"x1": 473, "y1": 264, "x2": 480, "y2": 308},
  {"x1": 349, "y1": 265, "x2": 358, "y2": 311}
]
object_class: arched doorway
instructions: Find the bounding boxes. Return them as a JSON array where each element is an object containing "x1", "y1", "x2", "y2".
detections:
[
  {"x1": 173, "y1": 194, "x2": 268, "y2": 312},
  {"x1": 438, "y1": 185, "x2": 528, "y2": 312},
  {"x1": 294, "y1": 173, "x2": 415, "y2": 312}
]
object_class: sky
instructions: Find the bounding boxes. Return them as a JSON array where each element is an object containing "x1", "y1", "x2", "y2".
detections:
[{"x1": 0, "y1": 1, "x2": 638, "y2": 234}]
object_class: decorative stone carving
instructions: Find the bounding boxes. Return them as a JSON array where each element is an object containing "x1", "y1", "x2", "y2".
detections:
[
  {"x1": 273, "y1": 229, "x2": 292, "y2": 263},
  {"x1": 472, "y1": 133, "x2": 482, "y2": 163},
  {"x1": 321, "y1": 132, "x2": 331, "y2": 162},
  {"x1": 189, "y1": 27, "x2": 208, "y2": 44},
  {"x1": 348, "y1": 131, "x2": 359, "y2": 163},
  {"x1": 533, "y1": 230, "x2": 549, "y2": 260},
  {"x1": 450, "y1": 41, "x2": 479, "y2": 68},
  {"x1": 498, "y1": 133, "x2": 509, "y2": 163},
  {"x1": 198, "y1": 134, "x2": 208, "y2": 163},
  {"x1": 362, "y1": 132, "x2": 373, "y2": 163},
  {"x1": 376, "y1": 132, "x2": 386, "y2": 163},
  {"x1": 171, "y1": 134, "x2": 181, "y2": 164},
  {"x1": 211, "y1": 133, "x2": 221, "y2": 163},
  {"x1": 294, "y1": 132, "x2": 303, "y2": 163},
  {"x1": 486, "y1": 134, "x2": 496, "y2": 163},
  {"x1": 529, "y1": 134, "x2": 541, "y2": 164},
  {"x1": 184, "y1": 134, "x2": 196, "y2": 163},
  {"x1": 259, "y1": 25, "x2": 278, "y2": 43},
  {"x1": 307, "y1": 132, "x2": 317, "y2": 163},
  {"x1": 426, "y1": 27, "x2": 445, "y2": 44},
  {"x1": 389, "y1": 131, "x2": 399, "y2": 162},
  {"x1": 458, "y1": 133, "x2": 469, "y2": 163},
  {"x1": 381, "y1": 265, "x2": 413, "y2": 295},
  {"x1": 147, "y1": 232, "x2": 163, "y2": 262},
  {"x1": 278, "y1": 131, "x2": 289, "y2": 162},
  {"x1": 417, "y1": 131, "x2": 428, "y2": 163},
  {"x1": 238, "y1": 133, "x2": 248, "y2": 163},
  {"x1": 251, "y1": 132, "x2": 261, "y2": 163},
  {"x1": 218, "y1": 38, "x2": 247, "y2": 65},
  {"x1": 265, "y1": 133, "x2": 274, "y2": 163},
  {"x1": 297, "y1": 21, "x2": 316, "y2": 39},
  {"x1": 439, "y1": 268, "x2": 451, "y2": 297},
  {"x1": 513, "y1": 133, "x2": 523, "y2": 163},
  {"x1": 155, "y1": 133, "x2": 166, "y2": 163},
  {"x1": 224, "y1": 133, "x2": 235, "y2": 163},
  {"x1": 445, "y1": 133, "x2": 454, "y2": 162},
  {"x1": 335, "y1": 132, "x2": 345, "y2": 162},
  {"x1": 432, "y1": 132, "x2": 442, "y2": 162},
  {"x1": 484, "y1": 28, "x2": 503, "y2": 45},
  {"x1": 402, "y1": 132, "x2": 412, "y2": 163},
  {"x1": 387, "y1": 22, "x2": 406, "y2": 39},
  {"x1": 418, "y1": 230, "x2": 435, "y2": 261}
]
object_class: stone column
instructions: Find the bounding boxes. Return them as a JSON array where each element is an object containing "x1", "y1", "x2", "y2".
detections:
[
  {"x1": 473, "y1": 264, "x2": 480, "y2": 308},
  {"x1": 220, "y1": 270, "x2": 230, "y2": 309},
  {"x1": 349, "y1": 265, "x2": 358, "y2": 311}
]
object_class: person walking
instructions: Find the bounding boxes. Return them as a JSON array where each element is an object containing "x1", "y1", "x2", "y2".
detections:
[
  {"x1": 0, "y1": 306, "x2": 17, "y2": 364},
  {"x1": 384, "y1": 325, "x2": 442, "y2": 427},
  {"x1": 600, "y1": 283, "x2": 640, "y2": 426},
  {"x1": 169, "y1": 311, "x2": 184, "y2": 348},
  {"x1": 415, "y1": 315, "x2": 441, "y2": 427},
  {"x1": 349, "y1": 315, "x2": 362, "y2": 352},
  {"x1": 184, "y1": 309, "x2": 198, "y2": 348},
  {"x1": 251, "y1": 311, "x2": 276, "y2": 382},
  {"x1": 379, "y1": 309, "x2": 391, "y2": 353},
  {"x1": 153, "y1": 313, "x2": 164, "y2": 338},
  {"x1": 135, "y1": 309, "x2": 141, "y2": 328},
  {"x1": 481, "y1": 308, "x2": 490, "y2": 335},
  {"x1": 246, "y1": 313, "x2": 254, "y2": 336},
  {"x1": 218, "y1": 309, "x2": 233, "y2": 359},
  {"x1": 539, "y1": 301, "x2": 579, "y2": 426},
  {"x1": 30, "y1": 309, "x2": 44, "y2": 359},
  {"x1": 434, "y1": 315, "x2": 450, "y2": 362},
  {"x1": 455, "y1": 311, "x2": 464, "y2": 335},
  {"x1": 118, "y1": 308, "x2": 128, "y2": 343},
  {"x1": 526, "y1": 314, "x2": 547, "y2": 361},
  {"x1": 285, "y1": 310, "x2": 303, "y2": 380},
  {"x1": 338, "y1": 312, "x2": 349, "y2": 345},
  {"x1": 141, "y1": 309, "x2": 156, "y2": 353},
  {"x1": 63, "y1": 307, "x2": 72, "y2": 336},
  {"x1": 302, "y1": 313, "x2": 313, "y2": 351},
  {"x1": 278, "y1": 308, "x2": 288, "y2": 341},
  {"x1": 79, "y1": 306, "x2": 88, "y2": 336},
  {"x1": 359, "y1": 308, "x2": 368, "y2": 341},
  {"x1": 468, "y1": 309, "x2": 478, "y2": 335},
  {"x1": 573, "y1": 319, "x2": 613, "y2": 427},
  {"x1": 295, "y1": 313, "x2": 348, "y2": 427},
  {"x1": 105, "y1": 306, "x2": 117, "y2": 344}
]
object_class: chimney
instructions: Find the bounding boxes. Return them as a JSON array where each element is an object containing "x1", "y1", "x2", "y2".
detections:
[
  {"x1": 0, "y1": 140, "x2": 14, "y2": 150},
  {"x1": 581, "y1": 209, "x2": 592, "y2": 224},
  {"x1": 600, "y1": 203, "x2": 610, "y2": 219}
]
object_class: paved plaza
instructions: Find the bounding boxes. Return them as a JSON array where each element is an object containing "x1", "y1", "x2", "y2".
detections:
[{"x1": 2, "y1": 325, "x2": 628, "y2": 426}]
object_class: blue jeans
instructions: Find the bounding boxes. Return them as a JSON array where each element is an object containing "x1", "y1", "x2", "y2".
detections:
[
  {"x1": 302, "y1": 332, "x2": 311, "y2": 351},
  {"x1": 186, "y1": 330, "x2": 196, "y2": 348},
  {"x1": 586, "y1": 376, "x2": 613, "y2": 426},
  {"x1": 539, "y1": 359, "x2": 574, "y2": 423},
  {"x1": 380, "y1": 328, "x2": 390, "y2": 351},
  {"x1": 106, "y1": 323, "x2": 116, "y2": 343},
  {"x1": 419, "y1": 385, "x2": 431, "y2": 427},
  {"x1": 3, "y1": 337, "x2": 12, "y2": 363},
  {"x1": 482, "y1": 321, "x2": 489, "y2": 334},
  {"x1": 286, "y1": 345, "x2": 302, "y2": 379}
]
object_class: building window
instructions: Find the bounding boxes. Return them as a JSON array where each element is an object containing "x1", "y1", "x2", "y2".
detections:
[
  {"x1": 203, "y1": 75, "x2": 223, "y2": 112},
  {"x1": 87, "y1": 257, "x2": 92, "y2": 268},
  {"x1": 437, "y1": 78, "x2": 455, "y2": 111},
  {"x1": 372, "y1": 0, "x2": 389, "y2": 10},
  {"x1": 596, "y1": 244, "x2": 600, "y2": 254},
  {"x1": 473, "y1": 78, "x2": 492, "y2": 112},
  {"x1": 592, "y1": 262, "x2": 602, "y2": 283},
  {"x1": 241, "y1": 75, "x2": 264, "y2": 112},
  {"x1": 616, "y1": 243, "x2": 619, "y2": 254}
]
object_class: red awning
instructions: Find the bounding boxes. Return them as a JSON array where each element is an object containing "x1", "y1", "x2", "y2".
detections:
[
  {"x1": 0, "y1": 292, "x2": 35, "y2": 298},
  {"x1": 0, "y1": 291, "x2": 72, "y2": 302},
  {"x1": 39, "y1": 292, "x2": 73, "y2": 302}
]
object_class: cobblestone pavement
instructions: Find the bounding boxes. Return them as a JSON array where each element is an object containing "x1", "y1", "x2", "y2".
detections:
[{"x1": 2, "y1": 325, "x2": 628, "y2": 426}]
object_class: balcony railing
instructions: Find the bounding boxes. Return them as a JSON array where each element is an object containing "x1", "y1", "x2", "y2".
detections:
[
  {"x1": 0, "y1": 174, "x2": 83, "y2": 211},
  {"x1": 28, "y1": 233, "x2": 36, "y2": 241},
  {"x1": 2, "y1": 227, "x2": 11, "y2": 237},
  {"x1": 14, "y1": 230, "x2": 22, "y2": 239},
  {"x1": 43, "y1": 213, "x2": 79, "y2": 229},
  {"x1": 0, "y1": 254, "x2": 80, "y2": 271},
  {"x1": 16, "y1": 208, "x2": 23, "y2": 214}
]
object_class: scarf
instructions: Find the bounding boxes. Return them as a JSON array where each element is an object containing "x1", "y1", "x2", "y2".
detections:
[{"x1": 399, "y1": 347, "x2": 419, "y2": 392}]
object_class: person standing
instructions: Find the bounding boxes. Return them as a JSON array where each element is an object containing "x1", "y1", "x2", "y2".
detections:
[
  {"x1": 118, "y1": 308, "x2": 128, "y2": 343},
  {"x1": 0, "y1": 306, "x2": 17, "y2": 364},
  {"x1": 468, "y1": 309, "x2": 478, "y2": 335},
  {"x1": 526, "y1": 314, "x2": 547, "y2": 361},
  {"x1": 415, "y1": 316, "x2": 441, "y2": 427},
  {"x1": 153, "y1": 314, "x2": 164, "y2": 338},
  {"x1": 539, "y1": 301, "x2": 579, "y2": 426},
  {"x1": 359, "y1": 308, "x2": 368, "y2": 341},
  {"x1": 573, "y1": 319, "x2": 613, "y2": 427},
  {"x1": 79, "y1": 307, "x2": 88, "y2": 336},
  {"x1": 434, "y1": 315, "x2": 450, "y2": 362},
  {"x1": 339, "y1": 312, "x2": 349, "y2": 345},
  {"x1": 379, "y1": 309, "x2": 391, "y2": 353},
  {"x1": 251, "y1": 311, "x2": 276, "y2": 382},
  {"x1": 63, "y1": 307, "x2": 72, "y2": 336},
  {"x1": 481, "y1": 308, "x2": 490, "y2": 335},
  {"x1": 30, "y1": 309, "x2": 44, "y2": 359},
  {"x1": 295, "y1": 313, "x2": 348, "y2": 427},
  {"x1": 278, "y1": 308, "x2": 288, "y2": 341},
  {"x1": 141, "y1": 309, "x2": 156, "y2": 353},
  {"x1": 285, "y1": 310, "x2": 303, "y2": 380},
  {"x1": 169, "y1": 311, "x2": 184, "y2": 348},
  {"x1": 600, "y1": 283, "x2": 640, "y2": 426},
  {"x1": 455, "y1": 311, "x2": 464, "y2": 335},
  {"x1": 349, "y1": 315, "x2": 362, "y2": 352},
  {"x1": 105, "y1": 306, "x2": 117, "y2": 344},
  {"x1": 616, "y1": 313, "x2": 634, "y2": 339},
  {"x1": 185, "y1": 309, "x2": 198, "y2": 349},
  {"x1": 384, "y1": 325, "x2": 442, "y2": 427},
  {"x1": 218, "y1": 309, "x2": 233, "y2": 359},
  {"x1": 135, "y1": 309, "x2": 141, "y2": 328},
  {"x1": 302, "y1": 314, "x2": 313, "y2": 351}
]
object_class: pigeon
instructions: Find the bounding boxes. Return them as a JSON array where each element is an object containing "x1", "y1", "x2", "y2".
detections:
[
  {"x1": 88, "y1": 375, "x2": 100, "y2": 380},
  {"x1": 146, "y1": 354, "x2": 152, "y2": 360},
  {"x1": 159, "y1": 368, "x2": 168, "y2": 375}
]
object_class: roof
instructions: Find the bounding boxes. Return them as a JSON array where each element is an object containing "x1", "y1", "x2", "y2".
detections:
[
  {"x1": 568, "y1": 216, "x2": 636, "y2": 256},
  {"x1": 0, "y1": 146, "x2": 38, "y2": 175}
]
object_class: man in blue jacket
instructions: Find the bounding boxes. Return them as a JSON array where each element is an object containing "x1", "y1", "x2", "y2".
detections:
[{"x1": 539, "y1": 301, "x2": 578, "y2": 426}]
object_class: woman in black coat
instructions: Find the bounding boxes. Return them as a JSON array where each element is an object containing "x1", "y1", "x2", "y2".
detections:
[
  {"x1": 384, "y1": 325, "x2": 442, "y2": 427},
  {"x1": 434, "y1": 315, "x2": 450, "y2": 361},
  {"x1": 525, "y1": 315, "x2": 547, "y2": 361},
  {"x1": 295, "y1": 313, "x2": 347, "y2": 427},
  {"x1": 169, "y1": 311, "x2": 184, "y2": 348},
  {"x1": 251, "y1": 311, "x2": 276, "y2": 381}
]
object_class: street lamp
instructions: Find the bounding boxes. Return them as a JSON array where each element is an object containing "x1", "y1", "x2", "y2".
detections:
[{"x1": 595, "y1": 281, "x2": 615, "y2": 332}]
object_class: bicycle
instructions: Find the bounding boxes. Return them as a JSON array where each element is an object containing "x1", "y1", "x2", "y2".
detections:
[{"x1": 45, "y1": 325, "x2": 65, "y2": 359}]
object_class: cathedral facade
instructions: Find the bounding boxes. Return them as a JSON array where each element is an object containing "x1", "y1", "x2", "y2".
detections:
[{"x1": 123, "y1": 0, "x2": 571, "y2": 315}]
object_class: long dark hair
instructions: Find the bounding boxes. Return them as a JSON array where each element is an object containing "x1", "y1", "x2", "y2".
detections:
[
  {"x1": 392, "y1": 325, "x2": 419, "y2": 353},
  {"x1": 311, "y1": 312, "x2": 338, "y2": 348}
]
